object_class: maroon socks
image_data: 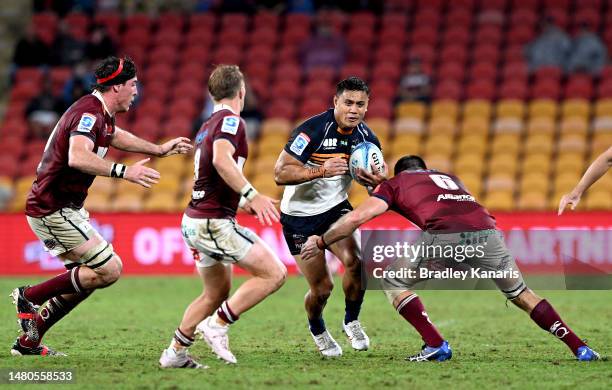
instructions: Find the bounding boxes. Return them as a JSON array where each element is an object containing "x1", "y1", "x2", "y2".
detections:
[
  {"x1": 217, "y1": 301, "x2": 239, "y2": 324},
  {"x1": 397, "y1": 294, "x2": 444, "y2": 348},
  {"x1": 24, "y1": 267, "x2": 84, "y2": 306},
  {"x1": 530, "y1": 299, "x2": 586, "y2": 354}
]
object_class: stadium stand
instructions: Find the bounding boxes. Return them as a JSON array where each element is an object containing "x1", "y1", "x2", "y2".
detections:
[{"x1": 0, "y1": 1, "x2": 610, "y2": 213}]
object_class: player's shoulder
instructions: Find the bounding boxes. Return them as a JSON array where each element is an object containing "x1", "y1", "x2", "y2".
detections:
[
  {"x1": 70, "y1": 94, "x2": 103, "y2": 116},
  {"x1": 211, "y1": 110, "x2": 244, "y2": 136}
]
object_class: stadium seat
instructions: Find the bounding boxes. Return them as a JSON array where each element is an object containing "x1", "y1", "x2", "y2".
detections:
[
  {"x1": 518, "y1": 191, "x2": 548, "y2": 210},
  {"x1": 493, "y1": 118, "x2": 523, "y2": 134},
  {"x1": 526, "y1": 117, "x2": 556, "y2": 134},
  {"x1": 559, "y1": 117, "x2": 588, "y2": 135},
  {"x1": 260, "y1": 119, "x2": 292, "y2": 135},
  {"x1": 395, "y1": 102, "x2": 426, "y2": 120},
  {"x1": 488, "y1": 153, "x2": 518, "y2": 175},
  {"x1": 367, "y1": 119, "x2": 391, "y2": 138},
  {"x1": 561, "y1": 99, "x2": 591, "y2": 118},
  {"x1": 463, "y1": 100, "x2": 491, "y2": 119},
  {"x1": 522, "y1": 154, "x2": 551, "y2": 174},
  {"x1": 431, "y1": 100, "x2": 459, "y2": 121},
  {"x1": 520, "y1": 172, "x2": 550, "y2": 193},
  {"x1": 594, "y1": 99, "x2": 612, "y2": 117},
  {"x1": 459, "y1": 117, "x2": 489, "y2": 135},
  {"x1": 585, "y1": 191, "x2": 611, "y2": 209},
  {"x1": 491, "y1": 134, "x2": 521, "y2": 154},
  {"x1": 427, "y1": 117, "x2": 456, "y2": 135},
  {"x1": 457, "y1": 135, "x2": 487, "y2": 156},
  {"x1": 458, "y1": 172, "x2": 482, "y2": 198},
  {"x1": 424, "y1": 134, "x2": 454, "y2": 156},
  {"x1": 554, "y1": 172, "x2": 582, "y2": 193},
  {"x1": 394, "y1": 118, "x2": 425, "y2": 134},
  {"x1": 496, "y1": 100, "x2": 525, "y2": 119},
  {"x1": 144, "y1": 192, "x2": 180, "y2": 212},
  {"x1": 483, "y1": 190, "x2": 514, "y2": 211},
  {"x1": 390, "y1": 134, "x2": 421, "y2": 156}
]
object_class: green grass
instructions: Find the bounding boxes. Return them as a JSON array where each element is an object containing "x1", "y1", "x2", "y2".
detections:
[{"x1": 0, "y1": 276, "x2": 610, "y2": 389}]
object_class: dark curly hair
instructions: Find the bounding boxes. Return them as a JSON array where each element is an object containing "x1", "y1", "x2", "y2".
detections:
[{"x1": 92, "y1": 56, "x2": 137, "y2": 92}]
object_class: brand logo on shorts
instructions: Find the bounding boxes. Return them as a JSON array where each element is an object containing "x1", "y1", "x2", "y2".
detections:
[{"x1": 43, "y1": 239, "x2": 57, "y2": 250}]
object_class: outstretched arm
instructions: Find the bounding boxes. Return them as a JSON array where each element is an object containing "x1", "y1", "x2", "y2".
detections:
[
  {"x1": 301, "y1": 196, "x2": 389, "y2": 261},
  {"x1": 111, "y1": 127, "x2": 193, "y2": 157},
  {"x1": 558, "y1": 146, "x2": 612, "y2": 215}
]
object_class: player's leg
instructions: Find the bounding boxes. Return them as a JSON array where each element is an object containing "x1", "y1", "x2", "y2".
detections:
[
  {"x1": 329, "y1": 231, "x2": 369, "y2": 350},
  {"x1": 482, "y1": 229, "x2": 599, "y2": 361},
  {"x1": 12, "y1": 209, "x2": 122, "y2": 356},
  {"x1": 160, "y1": 261, "x2": 230, "y2": 369},
  {"x1": 189, "y1": 219, "x2": 286, "y2": 363}
]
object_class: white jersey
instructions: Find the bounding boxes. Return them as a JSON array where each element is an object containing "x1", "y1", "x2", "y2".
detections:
[{"x1": 280, "y1": 109, "x2": 381, "y2": 217}]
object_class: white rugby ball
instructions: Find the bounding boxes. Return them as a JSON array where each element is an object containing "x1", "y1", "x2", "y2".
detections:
[{"x1": 349, "y1": 141, "x2": 385, "y2": 186}]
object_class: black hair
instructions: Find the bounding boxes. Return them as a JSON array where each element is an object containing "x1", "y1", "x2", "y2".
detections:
[
  {"x1": 394, "y1": 155, "x2": 427, "y2": 175},
  {"x1": 336, "y1": 76, "x2": 370, "y2": 96},
  {"x1": 92, "y1": 56, "x2": 137, "y2": 92}
]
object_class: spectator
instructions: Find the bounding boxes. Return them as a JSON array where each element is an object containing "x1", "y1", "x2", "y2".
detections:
[
  {"x1": 241, "y1": 82, "x2": 263, "y2": 141},
  {"x1": 567, "y1": 22, "x2": 608, "y2": 75},
  {"x1": 62, "y1": 61, "x2": 96, "y2": 108},
  {"x1": 85, "y1": 24, "x2": 116, "y2": 62},
  {"x1": 299, "y1": 15, "x2": 347, "y2": 72},
  {"x1": 25, "y1": 78, "x2": 64, "y2": 139},
  {"x1": 51, "y1": 21, "x2": 86, "y2": 66},
  {"x1": 12, "y1": 26, "x2": 51, "y2": 67},
  {"x1": 397, "y1": 57, "x2": 432, "y2": 104},
  {"x1": 525, "y1": 16, "x2": 571, "y2": 72}
]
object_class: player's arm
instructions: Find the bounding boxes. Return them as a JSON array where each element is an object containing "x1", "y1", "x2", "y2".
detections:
[
  {"x1": 558, "y1": 146, "x2": 612, "y2": 215},
  {"x1": 300, "y1": 196, "x2": 389, "y2": 261},
  {"x1": 68, "y1": 135, "x2": 160, "y2": 188},
  {"x1": 111, "y1": 127, "x2": 193, "y2": 157},
  {"x1": 274, "y1": 150, "x2": 347, "y2": 185},
  {"x1": 212, "y1": 139, "x2": 279, "y2": 225}
]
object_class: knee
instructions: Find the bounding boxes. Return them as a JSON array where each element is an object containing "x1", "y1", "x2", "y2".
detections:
[
  {"x1": 97, "y1": 256, "x2": 123, "y2": 286},
  {"x1": 311, "y1": 280, "x2": 334, "y2": 302},
  {"x1": 272, "y1": 264, "x2": 287, "y2": 290},
  {"x1": 511, "y1": 289, "x2": 541, "y2": 313}
]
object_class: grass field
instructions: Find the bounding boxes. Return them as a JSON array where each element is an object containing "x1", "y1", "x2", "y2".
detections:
[{"x1": 0, "y1": 276, "x2": 609, "y2": 389}]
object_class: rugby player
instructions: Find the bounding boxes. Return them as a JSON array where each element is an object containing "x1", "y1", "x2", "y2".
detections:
[
  {"x1": 559, "y1": 146, "x2": 612, "y2": 214},
  {"x1": 159, "y1": 65, "x2": 286, "y2": 368},
  {"x1": 11, "y1": 56, "x2": 193, "y2": 356},
  {"x1": 302, "y1": 155, "x2": 600, "y2": 362},
  {"x1": 274, "y1": 77, "x2": 385, "y2": 356}
]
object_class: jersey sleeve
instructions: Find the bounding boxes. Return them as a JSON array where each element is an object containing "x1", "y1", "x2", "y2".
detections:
[
  {"x1": 283, "y1": 119, "x2": 325, "y2": 164},
  {"x1": 69, "y1": 111, "x2": 103, "y2": 143},
  {"x1": 364, "y1": 125, "x2": 382, "y2": 151},
  {"x1": 212, "y1": 115, "x2": 245, "y2": 148},
  {"x1": 372, "y1": 179, "x2": 396, "y2": 206}
]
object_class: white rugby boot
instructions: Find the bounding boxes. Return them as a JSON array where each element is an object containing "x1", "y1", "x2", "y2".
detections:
[
  {"x1": 195, "y1": 316, "x2": 237, "y2": 364},
  {"x1": 342, "y1": 320, "x2": 370, "y2": 351},
  {"x1": 159, "y1": 347, "x2": 207, "y2": 369},
  {"x1": 311, "y1": 330, "x2": 343, "y2": 357}
]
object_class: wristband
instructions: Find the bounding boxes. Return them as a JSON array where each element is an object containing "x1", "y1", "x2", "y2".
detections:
[
  {"x1": 110, "y1": 163, "x2": 126, "y2": 178},
  {"x1": 240, "y1": 183, "x2": 258, "y2": 201},
  {"x1": 238, "y1": 196, "x2": 247, "y2": 208},
  {"x1": 316, "y1": 236, "x2": 328, "y2": 250}
]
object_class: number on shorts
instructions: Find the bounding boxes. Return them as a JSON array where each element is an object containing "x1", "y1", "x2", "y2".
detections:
[{"x1": 429, "y1": 174, "x2": 459, "y2": 190}]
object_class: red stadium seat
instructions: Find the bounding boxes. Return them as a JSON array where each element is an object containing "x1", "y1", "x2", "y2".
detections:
[
  {"x1": 277, "y1": 45, "x2": 299, "y2": 64},
  {"x1": 506, "y1": 25, "x2": 535, "y2": 46},
  {"x1": 245, "y1": 45, "x2": 274, "y2": 65},
  {"x1": 350, "y1": 11, "x2": 377, "y2": 29},
  {"x1": 221, "y1": 13, "x2": 248, "y2": 30},
  {"x1": 14, "y1": 67, "x2": 44, "y2": 85},
  {"x1": 347, "y1": 27, "x2": 375, "y2": 46},
  {"x1": 274, "y1": 63, "x2": 302, "y2": 82},
  {"x1": 171, "y1": 82, "x2": 202, "y2": 102},
  {"x1": 374, "y1": 45, "x2": 403, "y2": 64},
  {"x1": 213, "y1": 46, "x2": 243, "y2": 64},
  {"x1": 410, "y1": 27, "x2": 438, "y2": 47},
  {"x1": 501, "y1": 61, "x2": 528, "y2": 82},
  {"x1": 281, "y1": 26, "x2": 310, "y2": 46},
  {"x1": 339, "y1": 63, "x2": 368, "y2": 80},
  {"x1": 472, "y1": 44, "x2": 500, "y2": 65},
  {"x1": 299, "y1": 99, "x2": 328, "y2": 118},
  {"x1": 185, "y1": 27, "x2": 214, "y2": 48},
  {"x1": 178, "y1": 61, "x2": 207, "y2": 84},
  {"x1": 163, "y1": 117, "x2": 192, "y2": 138},
  {"x1": 466, "y1": 80, "x2": 496, "y2": 100},
  {"x1": 481, "y1": 0, "x2": 507, "y2": 11},
  {"x1": 499, "y1": 80, "x2": 528, "y2": 100},
  {"x1": 132, "y1": 117, "x2": 162, "y2": 140},
  {"x1": 120, "y1": 45, "x2": 146, "y2": 66},
  {"x1": 168, "y1": 98, "x2": 198, "y2": 119},
  {"x1": 469, "y1": 62, "x2": 497, "y2": 82},
  {"x1": 153, "y1": 29, "x2": 183, "y2": 47},
  {"x1": 271, "y1": 80, "x2": 301, "y2": 100},
  {"x1": 381, "y1": 13, "x2": 407, "y2": 27},
  {"x1": 546, "y1": 8, "x2": 569, "y2": 29},
  {"x1": 534, "y1": 66, "x2": 563, "y2": 82},
  {"x1": 145, "y1": 64, "x2": 174, "y2": 84},
  {"x1": 509, "y1": 8, "x2": 537, "y2": 26},
  {"x1": 285, "y1": 14, "x2": 311, "y2": 30},
  {"x1": 413, "y1": 9, "x2": 441, "y2": 29},
  {"x1": 303, "y1": 80, "x2": 333, "y2": 99},
  {"x1": 121, "y1": 28, "x2": 150, "y2": 48},
  {"x1": 266, "y1": 99, "x2": 296, "y2": 120},
  {"x1": 531, "y1": 79, "x2": 561, "y2": 100},
  {"x1": 244, "y1": 62, "x2": 271, "y2": 84},
  {"x1": 10, "y1": 82, "x2": 38, "y2": 102},
  {"x1": 134, "y1": 99, "x2": 165, "y2": 121},
  {"x1": 148, "y1": 45, "x2": 178, "y2": 66},
  {"x1": 437, "y1": 62, "x2": 465, "y2": 83},
  {"x1": 142, "y1": 80, "x2": 169, "y2": 101},
  {"x1": 249, "y1": 28, "x2": 278, "y2": 47},
  {"x1": 441, "y1": 27, "x2": 470, "y2": 46},
  {"x1": 445, "y1": 9, "x2": 472, "y2": 27},
  {"x1": 125, "y1": 13, "x2": 152, "y2": 30},
  {"x1": 306, "y1": 66, "x2": 336, "y2": 82},
  {"x1": 366, "y1": 100, "x2": 393, "y2": 119},
  {"x1": 434, "y1": 81, "x2": 462, "y2": 100},
  {"x1": 474, "y1": 26, "x2": 502, "y2": 46},
  {"x1": 407, "y1": 44, "x2": 436, "y2": 64},
  {"x1": 597, "y1": 80, "x2": 612, "y2": 98},
  {"x1": 94, "y1": 12, "x2": 121, "y2": 36},
  {"x1": 180, "y1": 45, "x2": 209, "y2": 64},
  {"x1": 378, "y1": 27, "x2": 406, "y2": 45},
  {"x1": 573, "y1": 8, "x2": 600, "y2": 31},
  {"x1": 564, "y1": 75, "x2": 594, "y2": 99},
  {"x1": 189, "y1": 13, "x2": 216, "y2": 30},
  {"x1": 370, "y1": 62, "x2": 401, "y2": 83},
  {"x1": 0, "y1": 119, "x2": 28, "y2": 138},
  {"x1": 369, "y1": 81, "x2": 396, "y2": 101},
  {"x1": 253, "y1": 11, "x2": 279, "y2": 30},
  {"x1": 158, "y1": 12, "x2": 185, "y2": 30},
  {"x1": 218, "y1": 29, "x2": 247, "y2": 47},
  {"x1": 448, "y1": 0, "x2": 475, "y2": 10},
  {"x1": 65, "y1": 12, "x2": 90, "y2": 32}
]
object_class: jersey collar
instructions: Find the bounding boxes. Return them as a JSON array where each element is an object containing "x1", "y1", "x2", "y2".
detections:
[
  {"x1": 213, "y1": 103, "x2": 238, "y2": 115},
  {"x1": 92, "y1": 90, "x2": 112, "y2": 116}
]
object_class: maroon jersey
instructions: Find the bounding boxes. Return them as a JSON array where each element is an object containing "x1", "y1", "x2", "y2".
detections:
[
  {"x1": 373, "y1": 169, "x2": 496, "y2": 232},
  {"x1": 185, "y1": 108, "x2": 248, "y2": 219},
  {"x1": 26, "y1": 93, "x2": 115, "y2": 217}
]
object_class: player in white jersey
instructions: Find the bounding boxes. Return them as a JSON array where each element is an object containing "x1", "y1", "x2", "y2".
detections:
[{"x1": 274, "y1": 77, "x2": 385, "y2": 356}]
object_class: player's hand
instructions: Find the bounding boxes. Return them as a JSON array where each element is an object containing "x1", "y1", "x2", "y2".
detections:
[
  {"x1": 241, "y1": 200, "x2": 256, "y2": 215},
  {"x1": 301, "y1": 235, "x2": 322, "y2": 261},
  {"x1": 558, "y1": 191, "x2": 582, "y2": 215},
  {"x1": 248, "y1": 194, "x2": 280, "y2": 226},
  {"x1": 124, "y1": 158, "x2": 160, "y2": 188},
  {"x1": 356, "y1": 161, "x2": 388, "y2": 187},
  {"x1": 159, "y1": 137, "x2": 193, "y2": 157},
  {"x1": 322, "y1": 157, "x2": 348, "y2": 178}
]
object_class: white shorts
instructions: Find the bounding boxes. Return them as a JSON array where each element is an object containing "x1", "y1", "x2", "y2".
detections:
[{"x1": 181, "y1": 214, "x2": 258, "y2": 268}]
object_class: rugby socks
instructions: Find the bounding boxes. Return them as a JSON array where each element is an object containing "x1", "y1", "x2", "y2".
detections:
[
  {"x1": 344, "y1": 290, "x2": 366, "y2": 324},
  {"x1": 397, "y1": 294, "x2": 444, "y2": 348},
  {"x1": 216, "y1": 301, "x2": 239, "y2": 325},
  {"x1": 172, "y1": 328, "x2": 194, "y2": 350},
  {"x1": 308, "y1": 317, "x2": 326, "y2": 336},
  {"x1": 529, "y1": 299, "x2": 586, "y2": 355},
  {"x1": 19, "y1": 292, "x2": 91, "y2": 348},
  {"x1": 24, "y1": 267, "x2": 83, "y2": 306}
]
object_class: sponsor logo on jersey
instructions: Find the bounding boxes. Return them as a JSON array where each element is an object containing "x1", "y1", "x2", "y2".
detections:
[
  {"x1": 289, "y1": 133, "x2": 310, "y2": 156},
  {"x1": 195, "y1": 130, "x2": 208, "y2": 144},
  {"x1": 436, "y1": 194, "x2": 476, "y2": 202},
  {"x1": 77, "y1": 113, "x2": 97, "y2": 132},
  {"x1": 322, "y1": 138, "x2": 338, "y2": 148},
  {"x1": 221, "y1": 116, "x2": 240, "y2": 135}
]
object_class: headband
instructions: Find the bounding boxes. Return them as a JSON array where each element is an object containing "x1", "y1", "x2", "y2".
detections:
[{"x1": 96, "y1": 58, "x2": 124, "y2": 85}]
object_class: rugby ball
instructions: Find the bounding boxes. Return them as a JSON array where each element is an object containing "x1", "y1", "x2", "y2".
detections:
[{"x1": 349, "y1": 142, "x2": 385, "y2": 186}]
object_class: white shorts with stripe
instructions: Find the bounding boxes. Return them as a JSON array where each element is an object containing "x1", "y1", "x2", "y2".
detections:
[
  {"x1": 181, "y1": 214, "x2": 258, "y2": 268},
  {"x1": 27, "y1": 207, "x2": 95, "y2": 257}
]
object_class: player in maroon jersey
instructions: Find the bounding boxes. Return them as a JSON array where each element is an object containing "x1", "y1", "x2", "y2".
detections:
[
  {"x1": 11, "y1": 56, "x2": 193, "y2": 356},
  {"x1": 302, "y1": 155, "x2": 600, "y2": 362},
  {"x1": 159, "y1": 65, "x2": 286, "y2": 369}
]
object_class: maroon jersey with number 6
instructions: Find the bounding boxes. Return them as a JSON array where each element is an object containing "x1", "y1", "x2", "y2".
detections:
[
  {"x1": 26, "y1": 93, "x2": 115, "y2": 217},
  {"x1": 373, "y1": 169, "x2": 496, "y2": 232},
  {"x1": 186, "y1": 108, "x2": 248, "y2": 219}
]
